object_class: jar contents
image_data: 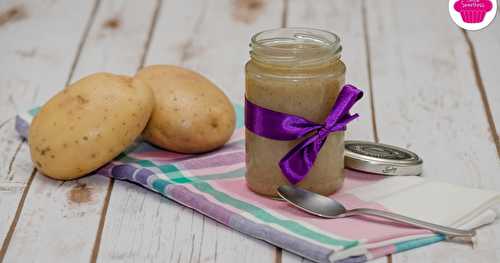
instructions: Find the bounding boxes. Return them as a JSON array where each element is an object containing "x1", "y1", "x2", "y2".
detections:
[{"x1": 245, "y1": 28, "x2": 346, "y2": 197}]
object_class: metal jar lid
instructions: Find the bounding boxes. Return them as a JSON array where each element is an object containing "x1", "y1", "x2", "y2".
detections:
[{"x1": 344, "y1": 140, "x2": 423, "y2": 176}]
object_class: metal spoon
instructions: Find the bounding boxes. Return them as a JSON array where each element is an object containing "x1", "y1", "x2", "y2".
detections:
[{"x1": 277, "y1": 185, "x2": 476, "y2": 238}]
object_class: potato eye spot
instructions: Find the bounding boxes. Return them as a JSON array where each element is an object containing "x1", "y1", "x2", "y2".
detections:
[
  {"x1": 40, "y1": 147, "x2": 51, "y2": 156},
  {"x1": 76, "y1": 95, "x2": 89, "y2": 104},
  {"x1": 211, "y1": 120, "x2": 219, "y2": 128}
]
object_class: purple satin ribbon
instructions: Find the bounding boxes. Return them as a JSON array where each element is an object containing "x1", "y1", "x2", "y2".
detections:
[{"x1": 245, "y1": 84, "x2": 363, "y2": 184}]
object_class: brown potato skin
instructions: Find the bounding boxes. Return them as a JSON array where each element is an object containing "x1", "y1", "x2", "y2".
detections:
[
  {"x1": 29, "y1": 73, "x2": 154, "y2": 180},
  {"x1": 136, "y1": 65, "x2": 236, "y2": 153}
]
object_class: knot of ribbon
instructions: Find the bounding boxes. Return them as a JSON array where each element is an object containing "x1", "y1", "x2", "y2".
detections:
[{"x1": 245, "y1": 84, "x2": 363, "y2": 184}]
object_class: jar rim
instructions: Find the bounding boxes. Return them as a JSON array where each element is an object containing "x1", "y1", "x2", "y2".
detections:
[{"x1": 250, "y1": 27, "x2": 342, "y2": 66}]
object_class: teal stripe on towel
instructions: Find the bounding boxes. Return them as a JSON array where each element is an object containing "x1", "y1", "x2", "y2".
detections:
[{"x1": 394, "y1": 235, "x2": 445, "y2": 253}]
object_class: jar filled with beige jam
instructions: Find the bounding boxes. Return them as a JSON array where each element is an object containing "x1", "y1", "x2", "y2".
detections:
[{"x1": 245, "y1": 28, "x2": 346, "y2": 197}]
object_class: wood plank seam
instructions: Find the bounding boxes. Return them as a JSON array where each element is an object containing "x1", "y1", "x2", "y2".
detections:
[
  {"x1": 214, "y1": 238, "x2": 218, "y2": 262},
  {"x1": 275, "y1": 248, "x2": 283, "y2": 263},
  {"x1": 0, "y1": 119, "x2": 22, "y2": 183},
  {"x1": 281, "y1": 0, "x2": 288, "y2": 28},
  {"x1": 0, "y1": 118, "x2": 11, "y2": 130},
  {"x1": 361, "y1": 0, "x2": 379, "y2": 144},
  {"x1": 0, "y1": 169, "x2": 36, "y2": 263},
  {"x1": 179, "y1": 1, "x2": 207, "y2": 65},
  {"x1": 65, "y1": 0, "x2": 103, "y2": 87},
  {"x1": 7, "y1": 139, "x2": 24, "y2": 181},
  {"x1": 362, "y1": 0, "x2": 387, "y2": 262},
  {"x1": 195, "y1": 216, "x2": 206, "y2": 263},
  {"x1": 462, "y1": 29, "x2": 500, "y2": 158},
  {"x1": 0, "y1": 0, "x2": 102, "y2": 260},
  {"x1": 90, "y1": 178, "x2": 114, "y2": 263},
  {"x1": 138, "y1": 0, "x2": 164, "y2": 71}
]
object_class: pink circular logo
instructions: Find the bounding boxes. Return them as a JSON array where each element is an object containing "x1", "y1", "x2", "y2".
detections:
[{"x1": 449, "y1": 0, "x2": 498, "y2": 30}]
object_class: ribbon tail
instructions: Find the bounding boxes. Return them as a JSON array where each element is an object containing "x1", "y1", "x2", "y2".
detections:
[{"x1": 278, "y1": 134, "x2": 327, "y2": 184}]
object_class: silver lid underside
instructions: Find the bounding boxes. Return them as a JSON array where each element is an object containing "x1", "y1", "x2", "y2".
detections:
[{"x1": 344, "y1": 140, "x2": 423, "y2": 176}]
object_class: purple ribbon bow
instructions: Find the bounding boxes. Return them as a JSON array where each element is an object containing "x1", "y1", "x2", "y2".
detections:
[{"x1": 245, "y1": 84, "x2": 363, "y2": 184}]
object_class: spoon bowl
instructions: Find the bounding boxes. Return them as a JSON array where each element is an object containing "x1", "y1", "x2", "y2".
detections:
[{"x1": 277, "y1": 184, "x2": 347, "y2": 218}]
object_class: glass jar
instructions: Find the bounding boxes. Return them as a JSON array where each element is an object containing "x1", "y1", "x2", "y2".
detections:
[{"x1": 245, "y1": 28, "x2": 346, "y2": 197}]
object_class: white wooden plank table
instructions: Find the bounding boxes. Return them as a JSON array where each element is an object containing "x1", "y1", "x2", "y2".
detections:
[{"x1": 0, "y1": 0, "x2": 498, "y2": 262}]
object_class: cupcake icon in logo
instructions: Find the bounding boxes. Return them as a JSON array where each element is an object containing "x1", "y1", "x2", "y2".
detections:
[
  {"x1": 449, "y1": 0, "x2": 498, "y2": 30},
  {"x1": 454, "y1": 0, "x2": 493, "y2": 23}
]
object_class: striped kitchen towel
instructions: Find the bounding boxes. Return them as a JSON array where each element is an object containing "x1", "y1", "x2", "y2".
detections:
[{"x1": 15, "y1": 106, "x2": 500, "y2": 263}]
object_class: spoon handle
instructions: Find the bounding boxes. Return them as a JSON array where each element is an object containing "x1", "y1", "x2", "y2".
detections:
[{"x1": 347, "y1": 208, "x2": 476, "y2": 238}]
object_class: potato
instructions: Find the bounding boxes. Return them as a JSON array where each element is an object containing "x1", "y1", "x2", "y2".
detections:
[
  {"x1": 29, "y1": 73, "x2": 154, "y2": 180},
  {"x1": 135, "y1": 65, "x2": 236, "y2": 153}
]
